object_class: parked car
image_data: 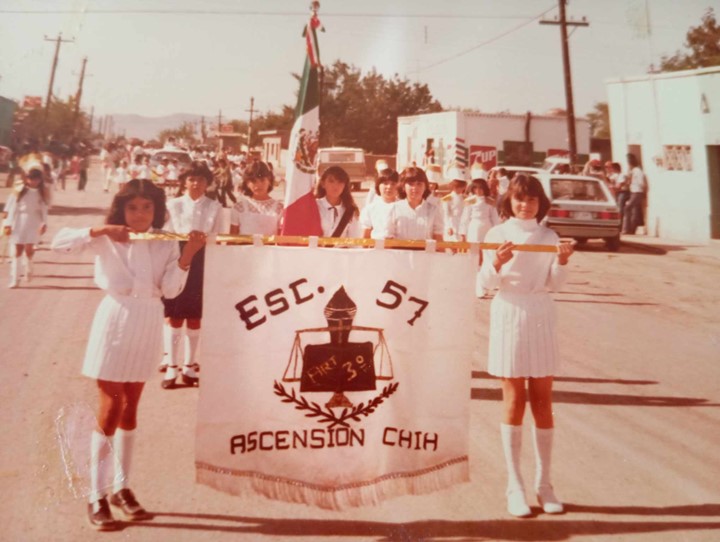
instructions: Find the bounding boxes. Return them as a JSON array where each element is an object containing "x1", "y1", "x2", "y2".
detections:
[
  {"x1": 491, "y1": 167, "x2": 622, "y2": 250},
  {"x1": 541, "y1": 174, "x2": 622, "y2": 250},
  {"x1": 317, "y1": 147, "x2": 367, "y2": 191}
]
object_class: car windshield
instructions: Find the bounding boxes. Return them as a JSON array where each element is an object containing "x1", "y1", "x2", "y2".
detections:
[
  {"x1": 152, "y1": 151, "x2": 191, "y2": 164},
  {"x1": 550, "y1": 178, "x2": 610, "y2": 202}
]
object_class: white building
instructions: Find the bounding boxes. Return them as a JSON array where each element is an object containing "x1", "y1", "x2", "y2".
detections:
[
  {"x1": 606, "y1": 66, "x2": 720, "y2": 243},
  {"x1": 396, "y1": 111, "x2": 591, "y2": 175}
]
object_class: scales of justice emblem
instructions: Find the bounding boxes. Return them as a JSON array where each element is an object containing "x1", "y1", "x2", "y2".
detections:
[{"x1": 276, "y1": 287, "x2": 397, "y2": 426}]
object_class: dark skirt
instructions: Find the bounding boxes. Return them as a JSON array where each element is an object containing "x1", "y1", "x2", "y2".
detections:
[{"x1": 163, "y1": 243, "x2": 205, "y2": 319}]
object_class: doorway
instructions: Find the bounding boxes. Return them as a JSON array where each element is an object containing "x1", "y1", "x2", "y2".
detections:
[{"x1": 707, "y1": 146, "x2": 720, "y2": 239}]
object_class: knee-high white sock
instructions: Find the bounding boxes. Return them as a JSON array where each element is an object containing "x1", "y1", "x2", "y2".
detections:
[
  {"x1": 184, "y1": 328, "x2": 201, "y2": 367},
  {"x1": 112, "y1": 429, "x2": 135, "y2": 493},
  {"x1": 501, "y1": 423, "x2": 531, "y2": 517},
  {"x1": 533, "y1": 425, "x2": 563, "y2": 513},
  {"x1": 166, "y1": 327, "x2": 184, "y2": 379},
  {"x1": 25, "y1": 254, "x2": 33, "y2": 280},
  {"x1": 533, "y1": 426, "x2": 554, "y2": 490},
  {"x1": 8, "y1": 256, "x2": 18, "y2": 286},
  {"x1": 89, "y1": 430, "x2": 113, "y2": 503},
  {"x1": 162, "y1": 323, "x2": 172, "y2": 364},
  {"x1": 501, "y1": 423, "x2": 525, "y2": 493}
]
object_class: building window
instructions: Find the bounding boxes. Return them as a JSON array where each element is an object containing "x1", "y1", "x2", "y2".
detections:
[{"x1": 663, "y1": 145, "x2": 692, "y2": 171}]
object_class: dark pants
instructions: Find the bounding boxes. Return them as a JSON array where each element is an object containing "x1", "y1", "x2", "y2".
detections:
[
  {"x1": 217, "y1": 183, "x2": 237, "y2": 207},
  {"x1": 623, "y1": 193, "x2": 644, "y2": 234},
  {"x1": 78, "y1": 169, "x2": 88, "y2": 191},
  {"x1": 616, "y1": 191, "x2": 630, "y2": 225}
]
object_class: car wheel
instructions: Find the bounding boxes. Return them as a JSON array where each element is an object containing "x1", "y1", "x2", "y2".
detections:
[{"x1": 605, "y1": 235, "x2": 621, "y2": 252}]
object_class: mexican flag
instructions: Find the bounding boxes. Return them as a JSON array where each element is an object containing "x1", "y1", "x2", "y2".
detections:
[{"x1": 281, "y1": 14, "x2": 323, "y2": 236}]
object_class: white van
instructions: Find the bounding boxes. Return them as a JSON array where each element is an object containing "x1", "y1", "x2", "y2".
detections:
[{"x1": 317, "y1": 147, "x2": 367, "y2": 191}]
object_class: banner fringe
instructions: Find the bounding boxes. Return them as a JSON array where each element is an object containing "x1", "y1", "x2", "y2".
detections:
[{"x1": 196, "y1": 457, "x2": 469, "y2": 510}]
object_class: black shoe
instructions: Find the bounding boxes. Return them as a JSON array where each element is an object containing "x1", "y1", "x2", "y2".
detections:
[
  {"x1": 88, "y1": 497, "x2": 120, "y2": 531},
  {"x1": 161, "y1": 376, "x2": 176, "y2": 389},
  {"x1": 110, "y1": 488, "x2": 151, "y2": 521}
]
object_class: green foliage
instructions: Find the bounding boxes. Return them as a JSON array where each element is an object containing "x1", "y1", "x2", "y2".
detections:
[
  {"x1": 655, "y1": 8, "x2": 720, "y2": 72},
  {"x1": 12, "y1": 97, "x2": 91, "y2": 151},
  {"x1": 319, "y1": 61, "x2": 443, "y2": 154},
  {"x1": 158, "y1": 121, "x2": 198, "y2": 146},
  {"x1": 587, "y1": 101, "x2": 610, "y2": 138}
]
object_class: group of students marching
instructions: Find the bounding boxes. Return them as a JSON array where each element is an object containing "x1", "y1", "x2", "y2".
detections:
[{"x1": 0, "y1": 153, "x2": 575, "y2": 529}]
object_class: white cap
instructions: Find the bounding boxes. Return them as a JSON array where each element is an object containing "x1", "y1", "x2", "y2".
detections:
[
  {"x1": 446, "y1": 165, "x2": 467, "y2": 182},
  {"x1": 375, "y1": 159, "x2": 389, "y2": 173},
  {"x1": 425, "y1": 163, "x2": 443, "y2": 184}
]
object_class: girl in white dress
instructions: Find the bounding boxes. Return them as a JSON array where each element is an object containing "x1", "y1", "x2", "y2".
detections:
[
  {"x1": 52, "y1": 179, "x2": 206, "y2": 530},
  {"x1": 161, "y1": 162, "x2": 222, "y2": 389},
  {"x1": 360, "y1": 168, "x2": 398, "y2": 240},
  {"x1": 113, "y1": 159, "x2": 130, "y2": 192},
  {"x1": 386, "y1": 166, "x2": 444, "y2": 242},
  {"x1": 314, "y1": 166, "x2": 360, "y2": 238},
  {"x1": 3, "y1": 162, "x2": 50, "y2": 288},
  {"x1": 229, "y1": 161, "x2": 284, "y2": 236},
  {"x1": 478, "y1": 174, "x2": 574, "y2": 518}
]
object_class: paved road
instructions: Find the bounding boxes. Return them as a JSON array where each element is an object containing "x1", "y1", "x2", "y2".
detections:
[{"x1": 1, "y1": 163, "x2": 719, "y2": 541}]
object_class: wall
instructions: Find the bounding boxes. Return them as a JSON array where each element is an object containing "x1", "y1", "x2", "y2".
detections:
[{"x1": 607, "y1": 67, "x2": 720, "y2": 243}]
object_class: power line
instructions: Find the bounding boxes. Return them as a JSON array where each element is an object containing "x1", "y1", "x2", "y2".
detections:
[
  {"x1": 412, "y1": 4, "x2": 557, "y2": 74},
  {"x1": 0, "y1": 8, "x2": 549, "y2": 20}
]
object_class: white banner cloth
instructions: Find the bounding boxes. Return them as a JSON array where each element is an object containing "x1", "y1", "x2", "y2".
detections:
[{"x1": 196, "y1": 244, "x2": 475, "y2": 509}]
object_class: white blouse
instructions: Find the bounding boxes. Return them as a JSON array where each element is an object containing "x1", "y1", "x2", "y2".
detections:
[
  {"x1": 316, "y1": 197, "x2": 360, "y2": 237},
  {"x1": 165, "y1": 194, "x2": 222, "y2": 234},
  {"x1": 229, "y1": 195, "x2": 284, "y2": 235},
  {"x1": 385, "y1": 198, "x2": 444, "y2": 240},
  {"x1": 479, "y1": 218, "x2": 567, "y2": 293},
  {"x1": 51, "y1": 227, "x2": 189, "y2": 299},
  {"x1": 359, "y1": 199, "x2": 396, "y2": 239}
]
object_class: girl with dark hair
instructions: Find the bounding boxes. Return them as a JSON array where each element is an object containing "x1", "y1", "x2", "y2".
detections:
[
  {"x1": 478, "y1": 174, "x2": 574, "y2": 518},
  {"x1": 314, "y1": 165, "x2": 360, "y2": 237},
  {"x1": 161, "y1": 161, "x2": 222, "y2": 389},
  {"x1": 51, "y1": 179, "x2": 206, "y2": 530},
  {"x1": 3, "y1": 161, "x2": 50, "y2": 288},
  {"x1": 360, "y1": 168, "x2": 399, "y2": 239},
  {"x1": 385, "y1": 166, "x2": 443, "y2": 241},
  {"x1": 229, "y1": 160, "x2": 284, "y2": 235}
]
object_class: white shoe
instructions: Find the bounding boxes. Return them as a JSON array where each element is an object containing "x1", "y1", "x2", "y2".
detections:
[
  {"x1": 507, "y1": 488, "x2": 532, "y2": 518},
  {"x1": 8, "y1": 277, "x2": 18, "y2": 289},
  {"x1": 537, "y1": 485, "x2": 564, "y2": 514}
]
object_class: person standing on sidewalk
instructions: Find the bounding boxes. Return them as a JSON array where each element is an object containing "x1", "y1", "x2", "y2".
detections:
[
  {"x1": 478, "y1": 174, "x2": 574, "y2": 518},
  {"x1": 623, "y1": 153, "x2": 647, "y2": 235},
  {"x1": 51, "y1": 179, "x2": 206, "y2": 530}
]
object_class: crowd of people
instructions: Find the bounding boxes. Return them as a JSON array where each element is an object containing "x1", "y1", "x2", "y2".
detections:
[{"x1": 4, "y1": 146, "x2": 581, "y2": 529}]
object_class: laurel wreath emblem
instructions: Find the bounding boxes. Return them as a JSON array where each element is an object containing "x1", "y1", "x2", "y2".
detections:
[{"x1": 273, "y1": 381, "x2": 399, "y2": 428}]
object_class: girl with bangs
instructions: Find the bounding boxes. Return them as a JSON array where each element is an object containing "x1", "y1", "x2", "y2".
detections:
[
  {"x1": 360, "y1": 168, "x2": 399, "y2": 240},
  {"x1": 314, "y1": 166, "x2": 360, "y2": 238},
  {"x1": 385, "y1": 166, "x2": 443, "y2": 242},
  {"x1": 52, "y1": 179, "x2": 206, "y2": 530},
  {"x1": 478, "y1": 174, "x2": 574, "y2": 518}
]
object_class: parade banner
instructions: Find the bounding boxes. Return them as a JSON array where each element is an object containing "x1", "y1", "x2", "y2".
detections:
[{"x1": 196, "y1": 243, "x2": 474, "y2": 509}]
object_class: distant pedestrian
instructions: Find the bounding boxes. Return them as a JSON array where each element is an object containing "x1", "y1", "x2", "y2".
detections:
[
  {"x1": 213, "y1": 158, "x2": 237, "y2": 208},
  {"x1": 2, "y1": 157, "x2": 50, "y2": 288},
  {"x1": 77, "y1": 153, "x2": 89, "y2": 191},
  {"x1": 51, "y1": 179, "x2": 206, "y2": 531},
  {"x1": 623, "y1": 153, "x2": 647, "y2": 235},
  {"x1": 478, "y1": 174, "x2": 574, "y2": 518},
  {"x1": 441, "y1": 166, "x2": 467, "y2": 241}
]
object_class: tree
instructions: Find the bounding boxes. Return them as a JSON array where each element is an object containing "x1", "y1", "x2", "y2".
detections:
[
  {"x1": 587, "y1": 101, "x2": 610, "y2": 138},
  {"x1": 158, "y1": 121, "x2": 199, "y2": 146},
  {"x1": 655, "y1": 8, "x2": 720, "y2": 72},
  {"x1": 319, "y1": 61, "x2": 443, "y2": 154},
  {"x1": 11, "y1": 96, "x2": 92, "y2": 154}
]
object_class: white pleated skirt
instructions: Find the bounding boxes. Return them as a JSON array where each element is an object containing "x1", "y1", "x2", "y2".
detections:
[
  {"x1": 10, "y1": 213, "x2": 44, "y2": 245},
  {"x1": 82, "y1": 293, "x2": 164, "y2": 382},
  {"x1": 487, "y1": 291, "x2": 559, "y2": 378}
]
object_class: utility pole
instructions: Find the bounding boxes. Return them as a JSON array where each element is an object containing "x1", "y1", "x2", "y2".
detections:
[
  {"x1": 217, "y1": 109, "x2": 222, "y2": 151},
  {"x1": 540, "y1": 1, "x2": 588, "y2": 168},
  {"x1": 43, "y1": 33, "x2": 74, "y2": 124},
  {"x1": 88, "y1": 106, "x2": 94, "y2": 135},
  {"x1": 246, "y1": 96, "x2": 257, "y2": 153},
  {"x1": 72, "y1": 57, "x2": 90, "y2": 137}
]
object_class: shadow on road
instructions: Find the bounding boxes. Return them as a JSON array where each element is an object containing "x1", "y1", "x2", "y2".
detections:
[
  {"x1": 49, "y1": 205, "x2": 107, "y2": 216},
  {"x1": 471, "y1": 371, "x2": 658, "y2": 386},
  {"x1": 111, "y1": 510, "x2": 720, "y2": 540},
  {"x1": 471, "y1": 387, "x2": 720, "y2": 407}
]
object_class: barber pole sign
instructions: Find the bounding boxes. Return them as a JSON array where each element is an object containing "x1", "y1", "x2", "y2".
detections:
[
  {"x1": 454, "y1": 138, "x2": 469, "y2": 168},
  {"x1": 469, "y1": 145, "x2": 497, "y2": 170}
]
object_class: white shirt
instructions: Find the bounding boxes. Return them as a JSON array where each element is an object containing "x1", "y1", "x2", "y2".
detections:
[
  {"x1": 316, "y1": 197, "x2": 361, "y2": 237},
  {"x1": 441, "y1": 192, "x2": 465, "y2": 238},
  {"x1": 359, "y1": 199, "x2": 396, "y2": 239},
  {"x1": 230, "y1": 195, "x2": 284, "y2": 235},
  {"x1": 629, "y1": 166, "x2": 646, "y2": 193},
  {"x1": 129, "y1": 163, "x2": 151, "y2": 180},
  {"x1": 498, "y1": 175, "x2": 511, "y2": 195},
  {"x1": 51, "y1": 227, "x2": 188, "y2": 299},
  {"x1": 386, "y1": 199, "x2": 444, "y2": 240},
  {"x1": 165, "y1": 194, "x2": 222, "y2": 234},
  {"x1": 166, "y1": 163, "x2": 179, "y2": 181},
  {"x1": 479, "y1": 217, "x2": 566, "y2": 293}
]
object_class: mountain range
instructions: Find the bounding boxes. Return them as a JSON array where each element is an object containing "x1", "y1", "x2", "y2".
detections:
[{"x1": 108, "y1": 113, "x2": 206, "y2": 141}]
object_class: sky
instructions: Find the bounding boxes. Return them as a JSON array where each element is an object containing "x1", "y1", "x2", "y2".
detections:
[{"x1": 0, "y1": 0, "x2": 715, "y2": 122}]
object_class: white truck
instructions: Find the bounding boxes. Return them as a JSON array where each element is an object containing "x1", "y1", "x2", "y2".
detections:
[{"x1": 397, "y1": 111, "x2": 591, "y2": 179}]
